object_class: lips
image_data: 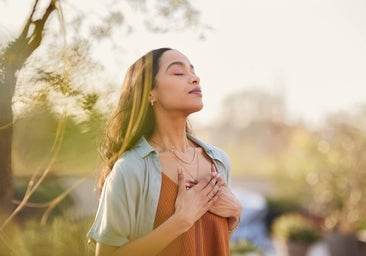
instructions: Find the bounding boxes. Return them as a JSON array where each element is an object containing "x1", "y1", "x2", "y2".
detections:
[{"x1": 189, "y1": 87, "x2": 202, "y2": 94}]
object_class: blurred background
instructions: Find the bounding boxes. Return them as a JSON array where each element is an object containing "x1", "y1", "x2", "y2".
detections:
[{"x1": 1, "y1": 0, "x2": 366, "y2": 255}]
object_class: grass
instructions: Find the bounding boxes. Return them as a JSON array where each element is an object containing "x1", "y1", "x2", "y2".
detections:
[
  {"x1": 0, "y1": 216, "x2": 265, "y2": 256},
  {"x1": 0, "y1": 217, "x2": 94, "y2": 256}
]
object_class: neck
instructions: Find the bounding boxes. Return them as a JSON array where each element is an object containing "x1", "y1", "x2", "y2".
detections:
[{"x1": 150, "y1": 116, "x2": 190, "y2": 152}]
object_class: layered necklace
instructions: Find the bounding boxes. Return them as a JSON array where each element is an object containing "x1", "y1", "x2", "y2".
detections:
[
  {"x1": 151, "y1": 139, "x2": 200, "y2": 181},
  {"x1": 170, "y1": 147, "x2": 199, "y2": 181}
]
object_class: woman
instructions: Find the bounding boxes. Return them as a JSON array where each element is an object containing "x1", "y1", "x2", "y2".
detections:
[{"x1": 87, "y1": 48, "x2": 243, "y2": 256}]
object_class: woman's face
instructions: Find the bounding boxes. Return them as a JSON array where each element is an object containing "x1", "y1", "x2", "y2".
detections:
[{"x1": 151, "y1": 50, "x2": 203, "y2": 116}]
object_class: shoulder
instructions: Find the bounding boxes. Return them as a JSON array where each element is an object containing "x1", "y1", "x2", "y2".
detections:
[
  {"x1": 114, "y1": 150, "x2": 145, "y2": 173},
  {"x1": 206, "y1": 142, "x2": 230, "y2": 162},
  {"x1": 104, "y1": 140, "x2": 156, "y2": 199},
  {"x1": 112, "y1": 137, "x2": 156, "y2": 178}
]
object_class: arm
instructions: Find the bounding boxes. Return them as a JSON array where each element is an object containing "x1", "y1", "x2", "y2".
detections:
[
  {"x1": 96, "y1": 169, "x2": 222, "y2": 256},
  {"x1": 96, "y1": 213, "x2": 189, "y2": 256}
]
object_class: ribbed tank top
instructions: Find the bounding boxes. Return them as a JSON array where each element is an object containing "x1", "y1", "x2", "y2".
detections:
[{"x1": 153, "y1": 173, "x2": 230, "y2": 256}]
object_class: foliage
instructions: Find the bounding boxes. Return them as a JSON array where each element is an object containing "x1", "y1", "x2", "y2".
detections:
[
  {"x1": 60, "y1": 0, "x2": 207, "y2": 40},
  {"x1": 0, "y1": 217, "x2": 94, "y2": 256},
  {"x1": 265, "y1": 196, "x2": 303, "y2": 229},
  {"x1": 12, "y1": 105, "x2": 105, "y2": 176},
  {"x1": 230, "y1": 240, "x2": 263, "y2": 255},
  {"x1": 357, "y1": 218, "x2": 366, "y2": 232},
  {"x1": 13, "y1": 38, "x2": 103, "y2": 120},
  {"x1": 13, "y1": 176, "x2": 74, "y2": 221},
  {"x1": 305, "y1": 108, "x2": 366, "y2": 233},
  {"x1": 0, "y1": 218, "x2": 266, "y2": 256},
  {"x1": 248, "y1": 105, "x2": 366, "y2": 234},
  {"x1": 266, "y1": 197, "x2": 303, "y2": 215},
  {"x1": 272, "y1": 213, "x2": 320, "y2": 244}
]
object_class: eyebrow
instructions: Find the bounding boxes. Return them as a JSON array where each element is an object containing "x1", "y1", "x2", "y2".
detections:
[{"x1": 165, "y1": 61, "x2": 194, "y2": 72}]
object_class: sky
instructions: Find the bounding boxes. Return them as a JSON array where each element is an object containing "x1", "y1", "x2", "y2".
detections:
[{"x1": 1, "y1": 0, "x2": 366, "y2": 127}]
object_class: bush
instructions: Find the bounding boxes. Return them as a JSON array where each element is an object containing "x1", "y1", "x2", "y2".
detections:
[
  {"x1": 230, "y1": 240, "x2": 263, "y2": 255},
  {"x1": 265, "y1": 197, "x2": 303, "y2": 230},
  {"x1": 272, "y1": 213, "x2": 320, "y2": 244}
]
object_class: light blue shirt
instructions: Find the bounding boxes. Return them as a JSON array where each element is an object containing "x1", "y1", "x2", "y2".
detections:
[{"x1": 87, "y1": 135, "x2": 231, "y2": 247}]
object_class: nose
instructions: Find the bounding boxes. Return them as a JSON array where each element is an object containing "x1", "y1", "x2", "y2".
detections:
[{"x1": 191, "y1": 74, "x2": 200, "y2": 85}]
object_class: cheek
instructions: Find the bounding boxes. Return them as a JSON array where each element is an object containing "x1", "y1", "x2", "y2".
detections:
[
  {"x1": 158, "y1": 91, "x2": 203, "y2": 113},
  {"x1": 156, "y1": 80, "x2": 184, "y2": 101},
  {"x1": 158, "y1": 90, "x2": 183, "y2": 107}
]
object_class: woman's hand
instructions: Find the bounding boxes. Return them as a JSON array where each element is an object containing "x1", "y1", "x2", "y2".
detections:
[
  {"x1": 208, "y1": 165, "x2": 243, "y2": 230},
  {"x1": 174, "y1": 168, "x2": 222, "y2": 231},
  {"x1": 208, "y1": 182, "x2": 242, "y2": 218}
]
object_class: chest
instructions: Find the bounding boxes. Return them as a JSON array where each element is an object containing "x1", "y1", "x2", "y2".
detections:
[{"x1": 158, "y1": 147, "x2": 215, "y2": 184}]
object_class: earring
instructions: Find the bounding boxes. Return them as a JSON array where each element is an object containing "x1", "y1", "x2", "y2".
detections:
[{"x1": 150, "y1": 100, "x2": 154, "y2": 107}]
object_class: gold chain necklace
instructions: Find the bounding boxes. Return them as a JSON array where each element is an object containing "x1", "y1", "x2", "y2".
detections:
[
  {"x1": 175, "y1": 151, "x2": 200, "y2": 181},
  {"x1": 170, "y1": 147, "x2": 197, "y2": 165},
  {"x1": 150, "y1": 139, "x2": 200, "y2": 180}
]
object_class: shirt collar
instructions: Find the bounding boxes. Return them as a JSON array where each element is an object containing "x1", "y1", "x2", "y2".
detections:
[
  {"x1": 135, "y1": 134, "x2": 217, "y2": 158},
  {"x1": 133, "y1": 134, "x2": 220, "y2": 161},
  {"x1": 187, "y1": 133, "x2": 217, "y2": 160},
  {"x1": 133, "y1": 137, "x2": 157, "y2": 158}
]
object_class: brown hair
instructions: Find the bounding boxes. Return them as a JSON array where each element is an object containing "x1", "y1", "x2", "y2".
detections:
[{"x1": 97, "y1": 48, "x2": 176, "y2": 192}]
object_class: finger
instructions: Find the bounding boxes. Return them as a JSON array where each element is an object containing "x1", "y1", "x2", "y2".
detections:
[
  {"x1": 210, "y1": 164, "x2": 227, "y2": 187},
  {"x1": 188, "y1": 178, "x2": 198, "y2": 185},
  {"x1": 202, "y1": 176, "x2": 220, "y2": 195},
  {"x1": 206, "y1": 189, "x2": 223, "y2": 209},
  {"x1": 210, "y1": 163, "x2": 217, "y2": 174},
  {"x1": 185, "y1": 180, "x2": 198, "y2": 190},
  {"x1": 177, "y1": 167, "x2": 186, "y2": 194},
  {"x1": 193, "y1": 173, "x2": 211, "y2": 190},
  {"x1": 185, "y1": 182, "x2": 195, "y2": 190},
  {"x1": 196, "y1": 172, "x2": 219, "y2": 191},
  {"x1": 216, "y1": 173, "x2": 227, "y2": 187},
  {"x1": 206, "y1": 182, "x2": 221, "y2": 201},
  {"x1": 208, "y1": 191, "x2": 222, "y2": 207}
]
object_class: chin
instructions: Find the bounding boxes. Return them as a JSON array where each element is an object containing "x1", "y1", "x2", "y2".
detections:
[{"x1": 189, "y1": 103, "x2": 204, "y2": 114}]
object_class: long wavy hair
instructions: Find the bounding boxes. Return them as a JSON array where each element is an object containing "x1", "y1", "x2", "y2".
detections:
[{"x1": 97, "y1": 48, "x2": 192, "y2": 192}]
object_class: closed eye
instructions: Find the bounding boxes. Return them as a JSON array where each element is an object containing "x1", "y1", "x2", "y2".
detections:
[{"x1": 166, "y1": 61, "x2": 195, "y2": 76}]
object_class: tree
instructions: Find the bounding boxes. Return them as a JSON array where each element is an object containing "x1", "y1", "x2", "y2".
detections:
[
  {"x1": 0, "y1": 0, "x2": 204, "y2": 219},
  {"x1": 0, "y1": 0, "x2": 58, "y2": 211},
  {"x1": 308, "y1": 108, "x2": 366, "y2": 233}
]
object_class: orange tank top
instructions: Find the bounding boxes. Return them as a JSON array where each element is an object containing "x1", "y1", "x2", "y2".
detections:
[{"x1": 153, "y1": 173, "x2": 230, "y2": 256}]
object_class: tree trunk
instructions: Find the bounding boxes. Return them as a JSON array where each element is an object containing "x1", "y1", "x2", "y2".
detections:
[
  {"x1": 0, "y1": 66, "x2": 15, "y2": 212},
  {"x1": 0, "y1": 0, "x2": 57, "y2": 214}
]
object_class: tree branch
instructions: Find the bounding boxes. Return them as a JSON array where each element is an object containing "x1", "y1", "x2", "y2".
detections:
[{"x1": 8, "y1": 0, "x2": 58, "y2": 70}]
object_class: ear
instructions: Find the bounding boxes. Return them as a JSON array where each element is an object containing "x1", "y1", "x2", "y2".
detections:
[
  {"x1": 148, "y1": 91, "x2": 156, "y2": 102},
  {"x1": 148, "y1": 92, "x2": 155, "y2": 107}
]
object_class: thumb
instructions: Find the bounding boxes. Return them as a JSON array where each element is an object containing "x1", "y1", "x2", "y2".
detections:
[{"x1": 177, "y1": 167, "x2": 186, "y2": 193}]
